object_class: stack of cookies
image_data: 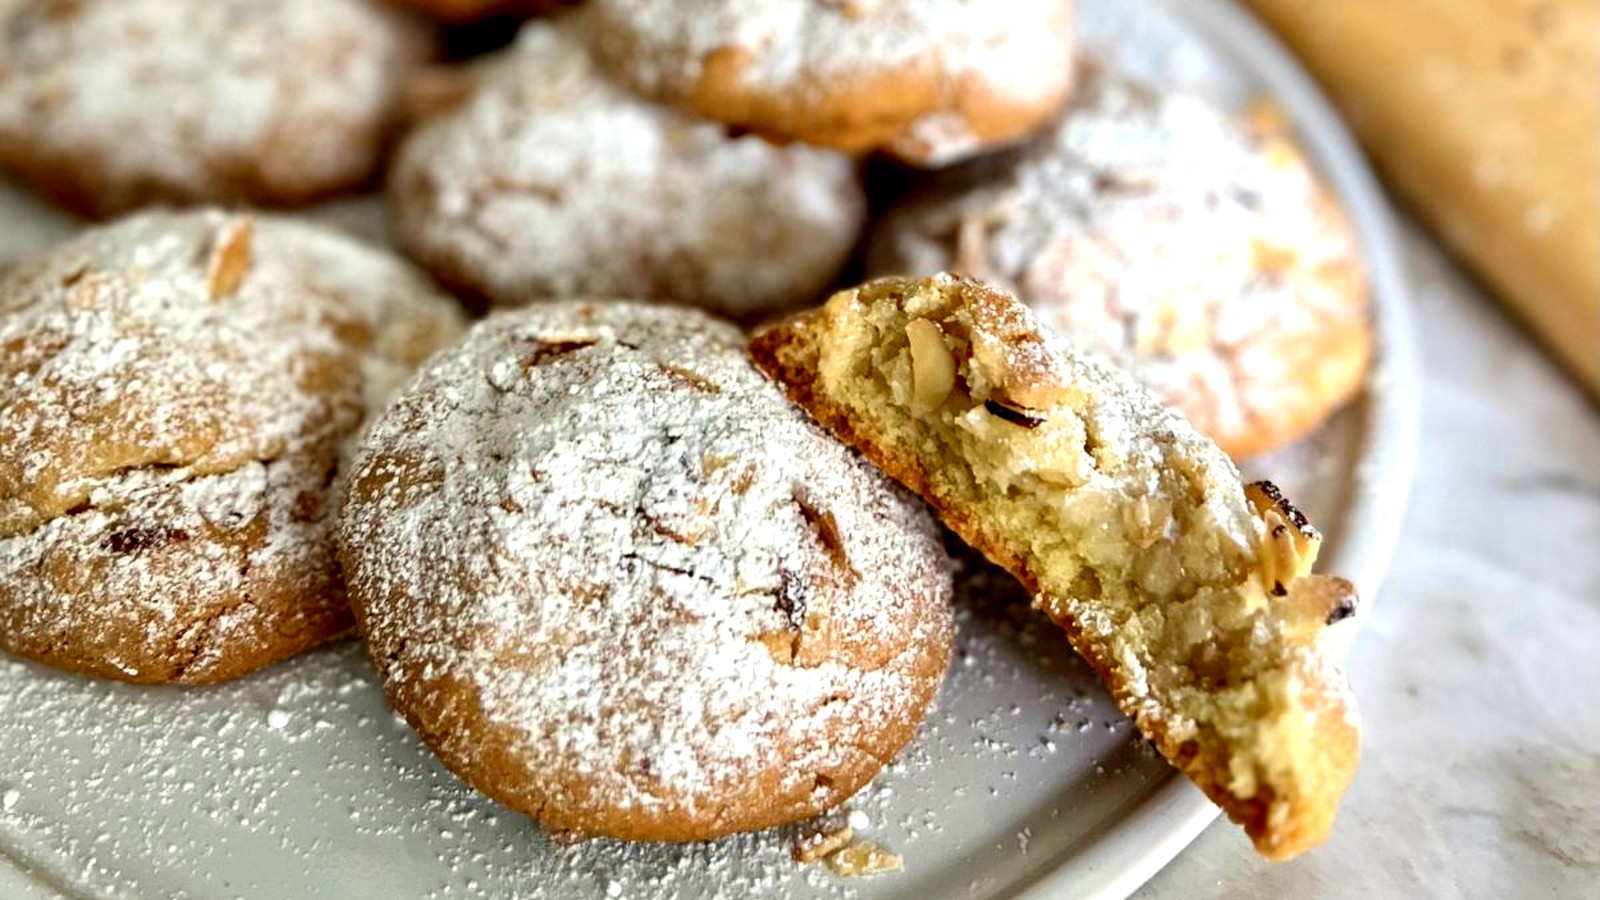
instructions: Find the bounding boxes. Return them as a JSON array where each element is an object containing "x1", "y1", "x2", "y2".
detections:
[{"x1": 0, "y1": 0, "x2": 1371, "y2": 866}]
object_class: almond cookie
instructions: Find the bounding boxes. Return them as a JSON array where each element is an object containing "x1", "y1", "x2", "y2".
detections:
[
  {"x1": 870, "y1": 69, "x2": 1371, "y2": 458},
  {"x1": 0, "y1": 0, "x2": 434, "y2": 218},
  {"x1": 338, "y1": 300, "x2": 953, "y2": 841},
  {"x1": 586, "y1": 0, "x2": 1076, "y2": 168},
  {"x1": 588, "y1": 0, "x2": 1075, "y2": 167},
  {"x1": 750, "y1": 274, "x2": 1360, "y2": 859},
  {"x1": 389, "y1": 17, "x2": 865, "y2": 319},
  {"x1": 0, "y1": 209, "x2": 467, "y2": 684}
]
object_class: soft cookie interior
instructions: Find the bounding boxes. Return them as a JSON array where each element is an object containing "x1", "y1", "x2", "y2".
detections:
[{"x1": 751, "y1": 273, "x2": 1360, "y2": 859}]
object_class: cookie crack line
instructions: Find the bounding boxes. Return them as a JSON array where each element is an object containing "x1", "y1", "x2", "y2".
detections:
[{"x1": 6, "y1": 453, "x2": 295, "y2": 542}]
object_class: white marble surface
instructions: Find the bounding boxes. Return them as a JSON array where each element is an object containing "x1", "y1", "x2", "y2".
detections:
[{"x1": 1135, "y1": 228, "x2": 1600, "y2": 900}]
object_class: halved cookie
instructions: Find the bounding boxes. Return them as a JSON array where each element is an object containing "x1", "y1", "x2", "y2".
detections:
[{"x1": 750, "y1": 274, "x2": 1361, "y2": 859}]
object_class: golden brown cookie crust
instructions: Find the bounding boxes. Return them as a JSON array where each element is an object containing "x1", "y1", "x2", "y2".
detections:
[
  {"x1": 0, "y1": 0, "x2": 434, "y2": 218},
  {"x1": 587, "y1": 0, "x2": 1076, "y2": 167},
  {"x1": 340, "y1": 301, "x2": 953, "y2": 841},
  {"x1": 750, "y1": 275, "x2": 1360, "y2": 859},
  {"x1": 869, "y1": 70, "x2": 1371, "y2": 458},
  {"x1": 0, "y1": 209, "x2": 466, "y2": 684}
]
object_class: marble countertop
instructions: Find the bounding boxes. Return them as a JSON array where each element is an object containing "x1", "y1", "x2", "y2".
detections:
[{"x1": 0, "y1": 212, "x2": 1593, "y2": 898}]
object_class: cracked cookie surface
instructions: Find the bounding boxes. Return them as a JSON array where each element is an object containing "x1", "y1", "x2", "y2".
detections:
[
  {"x1": 338, "y1": 300, "x2": 953, "y2": 841},
  {"x1": 0, "y1": 0, "x2": 433, "y2": 217},
  {"x1": 870, "y1": 68, "x2": 1370, "y2": 458},
  {"x1": 389, "y1": 16, "x2": 865, "y2": 319},
  {"x1": 750, "y1": 274, "x2": 1360, "y2": 859},
  {"x1": 0, "y1": 209, "x2": 467, "y2": 684}
]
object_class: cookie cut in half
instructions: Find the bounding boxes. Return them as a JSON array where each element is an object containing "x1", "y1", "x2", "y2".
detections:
[
  {"x1": 750, "y1": 274, "x2": 1361, "y2": 859},
  {"x1": 339, "y1": 301, "x2": 953, "y2": 841}
]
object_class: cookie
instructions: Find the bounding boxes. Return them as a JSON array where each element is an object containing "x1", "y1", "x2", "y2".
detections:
[
  {"x1": 750, "y1": 274, "x2": 1360, "y2": 859},
  {"x1": 0, "y1": 0, "x2": 434, "y2": 218},
  {"x1": 585, "y1": 0, "x2": 1076, "y2": 168},
  {"x1": 389, "y1": 16, "x2": 865, "y2": 319},
  {"x1": 0, "y1": 209, "x2": 467, "y2": 684},
  {"x1": 338, "y1": 300, "x2": 953, "y2": 841},
  {"x1": 382, "y1": 0, "x2": 564, "y2": 24},
  {"x1": 870, "y1": 68, "x2": 1371, "y2": 458}
]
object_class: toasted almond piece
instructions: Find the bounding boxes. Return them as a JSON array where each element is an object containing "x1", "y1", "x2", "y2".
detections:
[
  {"x1": 205, "y1": 217, "x2": 253, "y2": 301},
  {"x1": 824, "y1": 839, "x2": 903, "y2": 877},
  {"x1": 905, "y1": 317, "x2": 955, "y2": 413},
  {"x1": 793, "y1": 825, "x2": 854, "y2": 863},
  {"x1": 1245, "y1": 481, "x2": 1320, "y2": 594}
]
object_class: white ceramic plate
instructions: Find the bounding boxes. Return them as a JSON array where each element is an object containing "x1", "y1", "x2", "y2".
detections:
[{"x1": 0, "y1": 1, "x2": 1417, "y2": 897}]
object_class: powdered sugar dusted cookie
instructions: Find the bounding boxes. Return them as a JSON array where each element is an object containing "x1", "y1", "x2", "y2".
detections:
[
  {"x1": 0, "y1": 0, "x2": 434, "y2": 218},
  {"x1": 586, "y1": 0, "x2": 1076, "y2": 167},
  {"x1": 389, "y1": 17, "x2": 865, "y2": 318},
  {"x1": 339, "y1": 301, "x2": 953, "y2": 841},
  {"x1": 0, "y1": 209, "x2": 467, "y2": 684},
  {"x1": 870, "y1": 68, "x2": 1371, "y2": 458}
]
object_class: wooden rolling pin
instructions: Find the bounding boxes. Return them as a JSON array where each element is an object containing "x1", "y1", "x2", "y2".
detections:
[{"x1": 1239, "y1": 0, "x2": 1599, "y2": 395}]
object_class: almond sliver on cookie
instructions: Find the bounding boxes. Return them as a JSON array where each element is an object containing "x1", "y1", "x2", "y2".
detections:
[{"x1": 749, "y1": 273, "x2": 1360, "y2": 860}]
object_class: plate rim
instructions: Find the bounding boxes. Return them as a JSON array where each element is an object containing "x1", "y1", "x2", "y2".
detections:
[{"x1": 1002, "y1": 1, "x2": 1421, "y2": 898}]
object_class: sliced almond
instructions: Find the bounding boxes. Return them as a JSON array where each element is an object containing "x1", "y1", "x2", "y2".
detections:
[
  {"x1": 1245, "y1": 481, "x2": 1321, "y2": 595},
  {"x1": 905, "y1": 317, "x2": 955, "y2": 413},
  {"x1": 824, "y1": 839, "x2": 903, "y2": 877},
  {"x1": 792, "y1": 825, "x2": 853, "y2": 863},
  {"x1": 206, "y1": 217, "x2": 253, "y2": 301}
]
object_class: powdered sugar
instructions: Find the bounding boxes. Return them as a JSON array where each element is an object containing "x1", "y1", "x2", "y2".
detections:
[
  {"x1": 0, "y1": 0, "x2": 431, "y2": 214},
  {"x1": 390, "y1": 16, "x2": 865, "y2": 318},
  {"x1": 340, "y1": 301, "x2": 952, "y2": 836},
  {"x1": 871, "y1": 68, "x2": 1367, "y2": 446}
]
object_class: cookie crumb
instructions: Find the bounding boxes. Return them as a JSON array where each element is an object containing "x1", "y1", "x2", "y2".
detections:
[
  {"x1": 791, "y1": 825, "x2": 853, "y2": 864},
  {"x1": 823, "y1": 839, "x2": 903, "y2": 877}
]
